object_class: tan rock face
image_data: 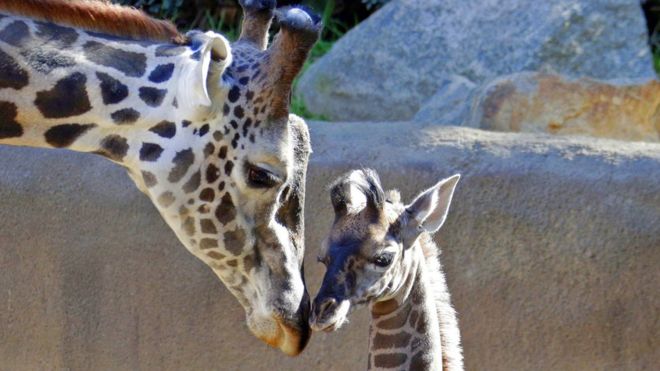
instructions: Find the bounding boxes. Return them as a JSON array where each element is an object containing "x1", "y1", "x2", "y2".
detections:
[{"x1": 472, "y1": 73, "x2": 660, "y2": 142}]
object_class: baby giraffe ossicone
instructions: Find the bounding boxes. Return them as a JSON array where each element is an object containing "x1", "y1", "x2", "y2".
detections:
[{"x1": 310, "y1": 169, "x2": 464, "y2": 370}]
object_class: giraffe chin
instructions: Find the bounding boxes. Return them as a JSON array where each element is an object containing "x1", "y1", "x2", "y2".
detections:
[{"x1": 249, "y1": 315, "x2": 310, "y2": 356}]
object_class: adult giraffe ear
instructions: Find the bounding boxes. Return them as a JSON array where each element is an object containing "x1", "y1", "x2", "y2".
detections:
[
  {"x1": 402, "y1": 174, "x2": 460, "y2": 246},
  {"x1": 180, "y1": 31, "x2": 232, "y2": 108}
]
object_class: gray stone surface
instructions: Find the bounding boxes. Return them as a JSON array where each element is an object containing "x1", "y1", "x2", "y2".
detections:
[
  {"x1": 297, "y1": 0, "x2": 655, "y2": 121},
  {"x1": 413, "y1": 74, "x2": 477, "y2": 125},
  {"x1": 1, "y1": 123, "x2": 659, "y2": 370}
]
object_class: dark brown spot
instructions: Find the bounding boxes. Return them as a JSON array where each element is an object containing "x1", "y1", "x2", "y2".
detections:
[
  {"x1": 83, "y1": 41, "x2": 147, "y2": 77},
  {"x1": 410, "y1": 351, "x2": 432, "y2": 370},
  {"x1": 139, "y1": 87, "x2": 167, "y2": 107},
  {"x1": 0, "y1": 49, "x2": 28, "y2": 90},
  {"x1": 149, "y1": 121, "x2": 176, "y2": 138},
  {"x1": 378, "y1": 307, "x2": 412, "y2": 330},
  {"x1": 226, "y1": 259, "x2": 238, "y2": 267},
  {"x1": 218, "y1": 146, "x2": 228, "y2": 159},
  {"x1": 200, "y1": 188, "x2": 215, "y2": 202},
  {"x1": 206, "y1": 164, "x2": 220, "y2": 183},
  {"x1": 372, "y1": 331, "x2": 412, "y2": 350},
  {"x1": 224, "y1": 227, "x2": 246, "y2": 256},
  {"x1": 96, "y1": 72, "x2": 128, "y2": 105},
  {"x1": 139, "y1": 142, "x2": 163, "y2": 161},
  {"x1": 97, "y1": 135, "x2": 128, "y2": 161},
  {"x1": 111, "y1": 108, "x2": 140, "y2": 124},
  {"x1": 168, "y1": 148, "x2": 194, "y2": 182},
  {"x1": 216, "y1": 193, "x2": 236, "y2": 225},
  {"x1": 233, "y1": 106, "x2": 244, "y2": 118},
  {"x1": 204, "y1": 142, "x2": 215, "y2": 157},
  {"x1": 183, "y1": 170, "x2": 202, "y2": 193},
  {"x1": 373, "y1": 353, "x2": 407, "y2": 368},
  {"x1": 44, "y1": 123, "x2": 96, "y2": 148},
  {"x1": 141, "y1": 171, "x2": 157, "y2": 187},
  {"x1": 200, "y1": 238, "x2": 218, "y2": 249},
  {"x1": 224, "y1": 161, "x2": 234, "y2": 176},
  {"x1": 201, "y1": 219, "x2": 217, "y2": 234},
  {"x1": 0, "y1": 101, "x2": 23, "y2": 139},
  {"x1": 207, "y1": 251, "x2": 225, "y2": 260},
  {"x1": 35, "y1": 72, "x2": 91, "y2": 118}
]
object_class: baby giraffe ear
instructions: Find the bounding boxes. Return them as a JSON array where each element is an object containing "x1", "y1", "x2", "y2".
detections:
[
  {"x1": 404, "y1": 174, "x2": 460, "y2": 240},
  {"x1": 180, "y1": 31, "x2": 232, "y2": 108}
]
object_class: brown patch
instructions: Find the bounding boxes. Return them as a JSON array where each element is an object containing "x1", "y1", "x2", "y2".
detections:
[
  {"x1": 372, "y1": 331, "x2": 412, "y2": 349},
  {"x1": 200, "y1": 219, "x2": 217, "y2": 234},
  {"x1": 216, "y1": 193, "x2": 236, "y2": 225},
  {"x1": 371, "y1": 299, "x2": 399, "y2": 316},
  {"x1": 376, "y1": 306, "x2": 411, "y2": 330},
  {"x1": 373, "y1": 353, "x2": 407, "y2": 368},
  {"x1": 223, "y1": 227, "x2": 246, "y2": 255},
  {"x1": 226, "y1": 259, "x2": 238, "y2": 267},
  {"x1": 157, "y1": 191, "x2": 175, "y2": 208},
  {"x1": 410, "y1": 351, "x2": 432, "y2": 370},
  {"x1": 200, "y1": 238, "x2": 218, "y2": 249},
  {"x1": 182, "y1": 217, "x2": 195, "y2": 236},
  {"x1": 243, "y1": 255, "x2": 255, "y2": 272},
  {"x1": 200, "y1": 188, "x2": 215, "y2": 202},
  {"x1": 0, "y1": 0, "x2": 185, "y2": 43},
  {"x1": 207, "y1": 251, "x2": 225, "y2": 260}
]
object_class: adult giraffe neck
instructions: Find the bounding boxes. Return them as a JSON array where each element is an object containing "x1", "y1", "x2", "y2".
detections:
[{"x1": 0, "y1": 13, "x2": 216, "y2": 161}]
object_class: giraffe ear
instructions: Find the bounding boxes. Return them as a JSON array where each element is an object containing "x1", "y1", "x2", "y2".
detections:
[
  {"x1": 403, "y1": 174, "x2": 460, "y2": 244},
  {"x1": 180, "y1": 31, "x2": 232, "y2": 108}
]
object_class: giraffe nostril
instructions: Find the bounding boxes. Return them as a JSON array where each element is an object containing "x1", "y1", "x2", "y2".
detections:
[{"x1": 315, "y1": 298, "x2": 336, "y2": 318}]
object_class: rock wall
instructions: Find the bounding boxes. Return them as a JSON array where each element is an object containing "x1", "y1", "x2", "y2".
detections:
[
  {"x1": 415, "y1": 73, "x2": 660, "y2": 142},
  {"x1": 1, "y1": 122, "x2": 659, "y2": 370}
]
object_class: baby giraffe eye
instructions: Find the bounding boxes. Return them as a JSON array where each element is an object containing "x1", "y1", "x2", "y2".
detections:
[{"x1": 372, "y1": 253, "x2": 393, "y2": 268}]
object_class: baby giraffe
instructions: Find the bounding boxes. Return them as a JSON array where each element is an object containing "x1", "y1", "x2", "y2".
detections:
[{"x1": 310, "y1": 169, "x2": 463, "y2": 370}]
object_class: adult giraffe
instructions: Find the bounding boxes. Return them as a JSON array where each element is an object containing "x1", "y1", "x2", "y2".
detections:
[{"x1": 0, "y1": 0, "x2": 319, "y2": 356}]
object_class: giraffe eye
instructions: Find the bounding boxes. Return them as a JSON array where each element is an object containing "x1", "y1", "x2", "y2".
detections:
[
  {"x1": 372, "y1": 253, "x2": 393, "y2": 268},
  {"x1": 246, "y1": 165, "x2": 279, "y2": 188}
]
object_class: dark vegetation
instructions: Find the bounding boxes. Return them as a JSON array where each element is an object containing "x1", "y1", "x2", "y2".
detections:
[{"x1": 642, "y1": 0, "x2": 660, "y2": 73}]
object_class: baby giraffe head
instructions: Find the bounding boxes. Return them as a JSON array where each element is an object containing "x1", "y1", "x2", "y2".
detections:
[{"x1": 310, "y1": 169, "x2": 460, "y2": 332}]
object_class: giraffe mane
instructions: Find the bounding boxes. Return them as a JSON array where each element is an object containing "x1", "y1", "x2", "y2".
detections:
[
  {"x1": 0, "y1": 0, "x2": 186, "y2": 44},
  {"x1": 417, "y1": 232, "x2": 464, "y2": 369}
]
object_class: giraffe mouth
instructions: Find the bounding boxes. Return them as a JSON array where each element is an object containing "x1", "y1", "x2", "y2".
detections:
[
  {"x1": 309, "y1": 298, "x2": 351, "y2": 333},
  {"x1": 249, "y1": 313, "x2": 311, "y2": 356}
]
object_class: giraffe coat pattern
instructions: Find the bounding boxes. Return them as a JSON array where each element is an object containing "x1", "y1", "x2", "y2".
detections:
[{"x1": 0, "y1": 0, "x2": 320, "y2": 356}]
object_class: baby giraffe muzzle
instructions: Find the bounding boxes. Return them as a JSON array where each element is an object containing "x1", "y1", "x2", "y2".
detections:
[{"x1": 310, "y1": 169, "x2": 464, "y2": 370}]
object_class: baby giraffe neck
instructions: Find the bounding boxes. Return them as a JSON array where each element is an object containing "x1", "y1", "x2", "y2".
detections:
[{"x1": 368, "y1": 247, "x2": 442, "y2": 371}]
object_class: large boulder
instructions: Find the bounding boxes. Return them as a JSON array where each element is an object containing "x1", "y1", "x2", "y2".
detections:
[
  {"x1": 297, "y1": 0, "x2": 655, "y2": 121},
  {"x1": 1, "y1": 122, "x2": 659, "y2": 370},
  {"x1": 415, "y1": 73, "x2": 660, "y2": 142}
]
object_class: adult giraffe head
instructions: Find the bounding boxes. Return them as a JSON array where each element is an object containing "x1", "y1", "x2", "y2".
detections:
[{"x1": 0, "y1": 0, "x2": 320, "y2": 355}]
